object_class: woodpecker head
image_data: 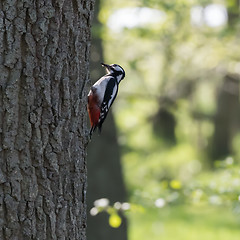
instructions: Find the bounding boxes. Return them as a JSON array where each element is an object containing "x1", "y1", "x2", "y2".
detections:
[{"x1": 101, "y1": 63, "x2": 125, "y2": 82}]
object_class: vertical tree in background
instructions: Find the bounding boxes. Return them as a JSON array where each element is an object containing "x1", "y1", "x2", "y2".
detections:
[
  {"x1": 0, "y1": 0, "x2": 94, "y2": 239},
  {"x1": 227, "y1": 0, "x2": 240, "y2": 27},
  {"x1": 87, "y1": 0, "x2": 128, "y2": 240},
  {"x1": 209, "y1": 2, "x2": 240, "y2": 162},
  {"x1": 210, "y1": 74, "x2": 240, "y2": 161}
]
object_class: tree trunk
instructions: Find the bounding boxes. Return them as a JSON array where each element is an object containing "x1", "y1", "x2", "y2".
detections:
[
  {"x1": 227, "y1": 0, "x2": 240, "y2": 28},
  {"x1": 87, "y1": 1, "x2": 128, "y2": 239},
  {"x1": 87, "y1": 114, "x2": 128, "y2": 240},
  {"x1": 0, "y1": 0, "x2": 95, "y2": 239},
  {"x1": 209, "y1": 74, "x2": 240, "y2": 162}
]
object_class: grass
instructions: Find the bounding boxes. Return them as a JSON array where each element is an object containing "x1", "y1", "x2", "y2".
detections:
[{"x1": 127, "y1": 204, "x2": 240, "y2": 240}]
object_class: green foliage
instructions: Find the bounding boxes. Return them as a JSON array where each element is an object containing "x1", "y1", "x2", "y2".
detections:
[
  {"x1": 92, "y1": 0, "x2": 240, "y2": 238},
  {"x1": 90, "y1": 159, "x2": 240, "y2": 237},
  {"x1": 128, "y1": 205, "x2": 240, "y2": 240}
]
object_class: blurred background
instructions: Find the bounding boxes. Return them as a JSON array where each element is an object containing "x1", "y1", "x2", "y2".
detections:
[{"x1": 87, "y1": 0, "x2": 240, "y2": 239}]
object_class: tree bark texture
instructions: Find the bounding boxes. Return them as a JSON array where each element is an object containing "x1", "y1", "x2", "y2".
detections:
[{"x1": 0, "y1": 0, "x2": 94, "y2": 239}]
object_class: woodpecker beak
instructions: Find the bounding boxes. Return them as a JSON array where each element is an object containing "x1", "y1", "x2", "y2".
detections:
[
  {"x1": 101, "y1": 63, "x2": 111, "y2": 70},
  {"x1": 101, "y1": 63, "x2": 112, "y2": 74}
]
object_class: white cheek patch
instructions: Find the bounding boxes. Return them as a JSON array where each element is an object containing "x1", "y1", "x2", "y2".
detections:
[{"x1": 116, "y1": 74, "x2": 123, "y2": 83}]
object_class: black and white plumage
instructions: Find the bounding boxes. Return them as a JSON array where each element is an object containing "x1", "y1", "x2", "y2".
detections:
[{"x1": 87, "y1": 63, "x2": 125, "y2": 137}]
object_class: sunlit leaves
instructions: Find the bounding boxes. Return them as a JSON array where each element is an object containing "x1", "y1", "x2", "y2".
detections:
[
  {"x1": 95, "y1": 0, "x2": 240, "y2": 236},
  {"x1": 170, "y1": 180, "x2": 182, "y2": 189},
  {"x1": 90, "y1": 199, "x2": 145, "y2": 228},
  {"x1": 109, "y1": 214, "x2": 122, "y2": 228}
]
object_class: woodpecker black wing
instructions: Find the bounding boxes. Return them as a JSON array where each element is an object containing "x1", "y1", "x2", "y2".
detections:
[{"x1": 98, "y1": 77, "x2": 118, "y2": 132}]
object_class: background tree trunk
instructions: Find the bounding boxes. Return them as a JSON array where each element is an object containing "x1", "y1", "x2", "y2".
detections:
[
  {"x1": 87, "y1": 115, "x2": 128, "y2": 240},
  {"x1": 209, "y1": 74, "x2": 240, "y2": 162},
  {"x1": 0, "y1": 0, "x2": 94, "y2": 239},
  {"x1": 87, "y1": 0, "x2": 128, "y2": 239}
]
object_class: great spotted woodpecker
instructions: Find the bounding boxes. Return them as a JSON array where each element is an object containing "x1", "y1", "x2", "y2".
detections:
[{"x1": 87, "y1": 63, "x2": 125, "y2": 137}]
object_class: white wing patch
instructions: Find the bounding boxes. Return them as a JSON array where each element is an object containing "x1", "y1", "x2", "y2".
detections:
[
  {"x1": 92, "y1": 75, "x2": 113, "y2": 105},
  {"x1": 108, "y1": 84, "x2": 118, "y2": 108},
  {"x1": 98, "y1": 78, "x2": 118, "y2": 125}
]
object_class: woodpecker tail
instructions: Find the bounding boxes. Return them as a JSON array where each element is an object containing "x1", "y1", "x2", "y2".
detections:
[
  {"x1": 89, "y1": 127, "x2": 93, "y2": 138},
  {"x1": 97, "y1": 122, "x2": 103, "y2": 134}
]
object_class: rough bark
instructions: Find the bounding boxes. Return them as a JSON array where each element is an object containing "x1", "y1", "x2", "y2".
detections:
[{"x1": 0, "y1": 0, "x2": 94, "y2": 239}]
